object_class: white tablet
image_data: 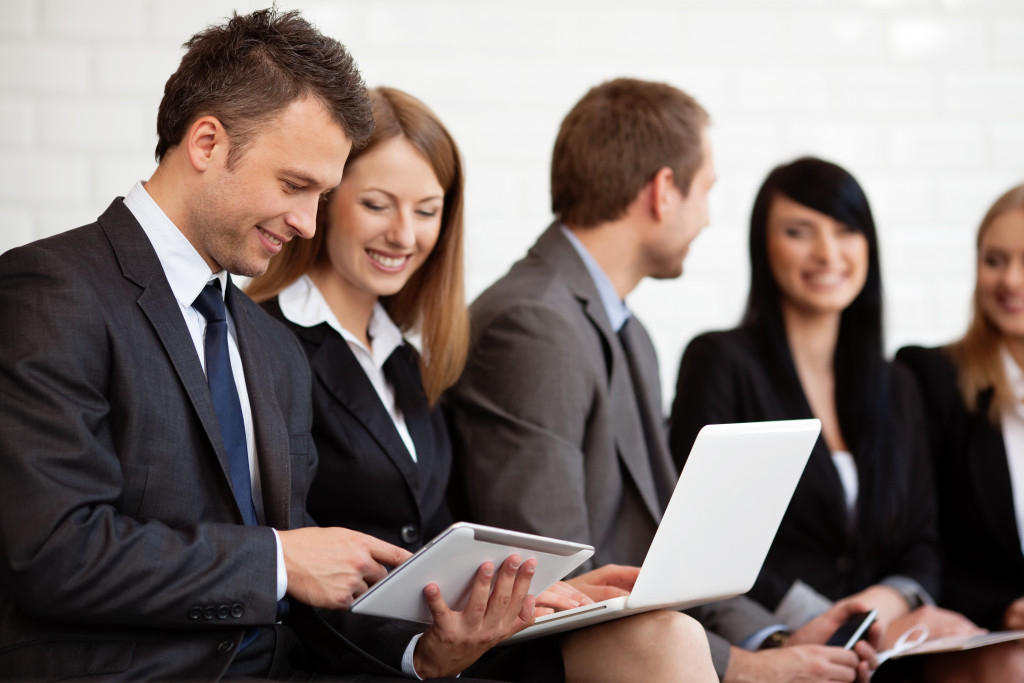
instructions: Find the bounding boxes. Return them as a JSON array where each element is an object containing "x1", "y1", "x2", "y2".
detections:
[{"x1": 351, "y1": 522, "x2": 594, "y2": 623}]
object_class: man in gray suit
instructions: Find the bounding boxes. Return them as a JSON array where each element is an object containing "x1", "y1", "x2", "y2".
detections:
[
  {"x1": 447, "y1": 78, "x2": 875, "y2": 682},
  {"x1": 0, "y1": 9, "x2": 473, "y2": 681}
]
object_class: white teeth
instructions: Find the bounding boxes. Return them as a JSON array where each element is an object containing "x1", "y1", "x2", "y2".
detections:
[
  {"x1": 259, "y1": 228, "x2": 281, "y2": 246},
  {"x1": 369, "y1": 251, "x2": 406, "y2": 268},
  {"x1": 807, "y1": 273, "x2": 844, "y2": 286}
]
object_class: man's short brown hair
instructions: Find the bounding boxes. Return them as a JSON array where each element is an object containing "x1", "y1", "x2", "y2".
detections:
[
  {"x1": 155, "y1": 7, "x2": 373, "y2": 166},
  {"x1": 551, "y1": 78, "x2": 709, "y2": 228}
]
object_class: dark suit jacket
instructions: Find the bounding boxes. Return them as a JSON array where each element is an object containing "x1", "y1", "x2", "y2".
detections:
[
  {"x1": 669, "y1": 327, "x2": 940, "y2": 612},
  {"x1": 0, "y1": 200, "x2": 317, "y2": 680},
  {"x1": 445, "y1": 225, "x2": 778, "y2": 678},
  {"x1": 897, "y1": 345, "x2": 1024, "y2": 629}
]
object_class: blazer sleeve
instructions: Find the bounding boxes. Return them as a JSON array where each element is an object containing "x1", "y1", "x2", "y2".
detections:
[
  {"x1": 0, "y1": 244, "x2": 279, "y2": 628},
  {"x1": 669, "y1": 333, "x2": 808, "y2": 610},
  {"x1": 668, "y1": 333, "x2": 746, "y2": 471},
  {"x1": 446, "y1": 301, "x2": 601, "y2": 552},
  {"x1": 669, "y1": 335, "x2": 790, "y2": 608},
  {"x1": 883, "y1": 363, "x2": 942, "y2": 603}
]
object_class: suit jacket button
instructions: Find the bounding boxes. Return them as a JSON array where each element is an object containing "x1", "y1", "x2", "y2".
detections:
[
  {"x1": 231, "y1": 603, "x2": 244, "y2": 619},
  {"x1": 400, "y1": 524, "x2": 420, "y2": 544},
  {"x1": 217, "y1": 604, "x2": 230, "y2": 620},
  {"x1": 217, "y1": 640, "x2": 234, "y2": 655},
  {"x1": 203, "y1": 606, "x2": 216, "y2": 620},
  {"x1": 188, "y1": 606, "x2": 203, "y2": 620}
]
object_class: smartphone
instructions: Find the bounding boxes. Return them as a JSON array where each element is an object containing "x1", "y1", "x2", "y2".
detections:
[{"x1": 826, "y1": 609, "x2": 878, "y2": 649}]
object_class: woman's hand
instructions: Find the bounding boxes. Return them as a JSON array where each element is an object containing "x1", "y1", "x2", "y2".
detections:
[
  {"x1": 843, "y1": 584, "x2": 911, "y2": 636},
  {"x1": 535, "y1": 580, "x2": 594, "y2": 615},
  {"x1": 882, "y1": 605, "x2": 986, "y2": 650},
  {"x1": 412, "y1": 554, "x2": 537, "y2": 678},
  {"x1": 1004, "y1": 597, "x2": 1024, "y2": 630},
  {"x1": 564, "y1": 564, "x2": 641, "y2": 602}
]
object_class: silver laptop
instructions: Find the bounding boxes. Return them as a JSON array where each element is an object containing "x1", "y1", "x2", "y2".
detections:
[{"x1": 505, "y1": 418, "x2": 819, "y2": 642}]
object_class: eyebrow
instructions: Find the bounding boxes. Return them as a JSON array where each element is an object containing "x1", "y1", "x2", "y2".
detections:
[
  {"x1": 281, "y1": 168, "x2": 338, "y2": 192},
  {"x1": 364, "y1": 186, "x2": 444, "y2": 203}
]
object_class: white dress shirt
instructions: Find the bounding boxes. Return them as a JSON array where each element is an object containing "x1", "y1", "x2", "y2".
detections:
[
  {"x1": 123, "y1": 181, "x2": 287, "y2": 601},
  {"x1": 999, "y1": 345, "x2": 1024, "y2": 555},
  {"x1": 830, "y1": 450, "x2": 859, "y2": 516}
]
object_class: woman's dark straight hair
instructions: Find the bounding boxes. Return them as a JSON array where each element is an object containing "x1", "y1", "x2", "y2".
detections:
[{"x1": 742, "y1": 156, "x2": 904, "y2": 532}]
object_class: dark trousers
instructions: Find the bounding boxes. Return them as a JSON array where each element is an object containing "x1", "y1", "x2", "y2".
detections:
[{"x1": 223, "y1": 623, "x2": 493, "y2": 682}]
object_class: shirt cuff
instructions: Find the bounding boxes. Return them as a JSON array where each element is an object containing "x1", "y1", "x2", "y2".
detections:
[
  {"x1": 774, "y1": 579, "x2": 834, "y2": 629},
  {"x1": 402, "y1": 633, "x2": 425, "y2": 679},
  {"x1": 740, "y1": 624, "x2": 789, "y2": 651},
  {"x1": 272, "y1": 528, "x2": 287, "y2": 601},
  {"x1": 880, "y1": 575, "x2": 934, "y2": 610}
]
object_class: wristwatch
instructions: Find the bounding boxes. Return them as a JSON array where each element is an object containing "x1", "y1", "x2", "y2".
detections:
[{"x1": 759, "y1": 630, "x2": 792, "y2": 649}]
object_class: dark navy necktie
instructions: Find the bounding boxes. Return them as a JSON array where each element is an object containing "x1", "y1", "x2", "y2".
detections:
[
  {"x1": 194, "y1": 281, "x2": 288, "y2": 637},
  {"x1": 193, "y1": 280, "x2": 258, "y2": 526}
]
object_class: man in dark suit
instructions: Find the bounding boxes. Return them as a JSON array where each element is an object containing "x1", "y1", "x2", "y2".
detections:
[
  {"x1": 0, "y1": 9, "x2": 426, "y2": 680},
  {"x1": 446, "y1": 78, "x2": 876, "y2": 682}
]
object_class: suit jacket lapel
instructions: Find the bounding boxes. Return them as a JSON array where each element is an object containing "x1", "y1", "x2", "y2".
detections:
[
  {"x1": 303, "y1": 325, "x2": 422, "y2": 499},
  {"x1": 533, "y1": 224, "x2": 665, "y2": 521},
  {"x1": 100, "y1": 202, "x2": 237, "y2": 502},
  {"x1": 969, "y1": 395, "x2": 1022, "y2": 564},
  {"x1": 751, "y1": 326, "x2": 850, "y2": 528},
  {"x1": 228, "y1": 281, "x2": 292, "y2": 529}
]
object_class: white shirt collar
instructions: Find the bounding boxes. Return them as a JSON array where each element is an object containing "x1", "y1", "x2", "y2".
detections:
[
  {"x1": 122, "y1": 181, "x2": 225, "y2": 303},
  {"x1": 278, "y1": 274, "x2": 403, "y2": 368}
]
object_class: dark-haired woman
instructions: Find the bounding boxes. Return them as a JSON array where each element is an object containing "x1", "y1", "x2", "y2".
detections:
[
  {"x1": 248, "y1": 86, "x2": 716, "y2": 683},
  {"x1": 897, "y1": 184, "x2": 1024, "y2": 680},
  {"x1": 668, "y1": 157, "x2": 980, "y2": 652}
]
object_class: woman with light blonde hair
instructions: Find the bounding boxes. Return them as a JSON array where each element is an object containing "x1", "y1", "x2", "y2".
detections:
[{"x1": 898, "y1": 182, "x2": 1024, "y2": 680}]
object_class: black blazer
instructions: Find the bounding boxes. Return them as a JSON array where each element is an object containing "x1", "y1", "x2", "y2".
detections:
[
  {"x1": 669, "y1": 327, "x2": 940, "y2": 610},
  {"x1": 896, "y1": 345, "x2": 1024, "y2": 629},
  {"x1": 264, "y1": 299, "x2": 453, "y2": 548},
  {"x1": 0, "y1": 200, "x2": 316, "y2": 681}
]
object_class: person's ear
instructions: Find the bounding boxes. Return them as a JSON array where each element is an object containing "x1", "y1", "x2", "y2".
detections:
[
  {"x1": 649, "y1": 166, "x2": 676, "y2": 222},
  {"x1": 185, "y1": 116, "x2": 227, "y2": 172}
]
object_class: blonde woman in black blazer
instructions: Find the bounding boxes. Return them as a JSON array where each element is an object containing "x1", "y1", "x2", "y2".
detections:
[
  {"x1": 249, "y1": 87, "x2": 717, "y2": 683},
  {"x1": 897, "y1": 184, "x2": 1024, "y2": 678},
  {"x1": 669, "y1": 158, "x2": 984, "y2": 659}
]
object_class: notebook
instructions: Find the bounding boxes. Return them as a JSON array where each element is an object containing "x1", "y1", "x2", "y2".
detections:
[{"x1": 505, "y1": 418, "x2": 820, "y2": 643}]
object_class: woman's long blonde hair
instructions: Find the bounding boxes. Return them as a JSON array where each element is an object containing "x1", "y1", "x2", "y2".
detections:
[
  {"x1": 948, "y1": 183, "x2": 1024, "y2": 421},
  {"x1": 247, "y1": 87, "x2": 468, "y2": 406}
]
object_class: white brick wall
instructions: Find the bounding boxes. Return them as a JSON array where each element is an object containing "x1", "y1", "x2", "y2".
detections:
[{"x1": 2, "y1": 0, "x2": 1023, "y2": 406}]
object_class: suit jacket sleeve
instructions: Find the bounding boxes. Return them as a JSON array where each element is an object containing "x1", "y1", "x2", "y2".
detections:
[
  {"x1": 446, "y1": 301, "x2": 601, "y2": 556},
  {"x1": 886, "y1": 362, "x2": 942, "y2": 602},
  {"x1": 0, "y1": 242, "x2": 279, "y2": 628}
]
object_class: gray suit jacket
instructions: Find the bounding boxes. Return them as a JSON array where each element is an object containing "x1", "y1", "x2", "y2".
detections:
[
  {"x1": 0, "y1": 200, "x2": 317, "y2": 680},
  {"x1": 446, "y1": 224, "x2": 778, "y2": 678}
]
